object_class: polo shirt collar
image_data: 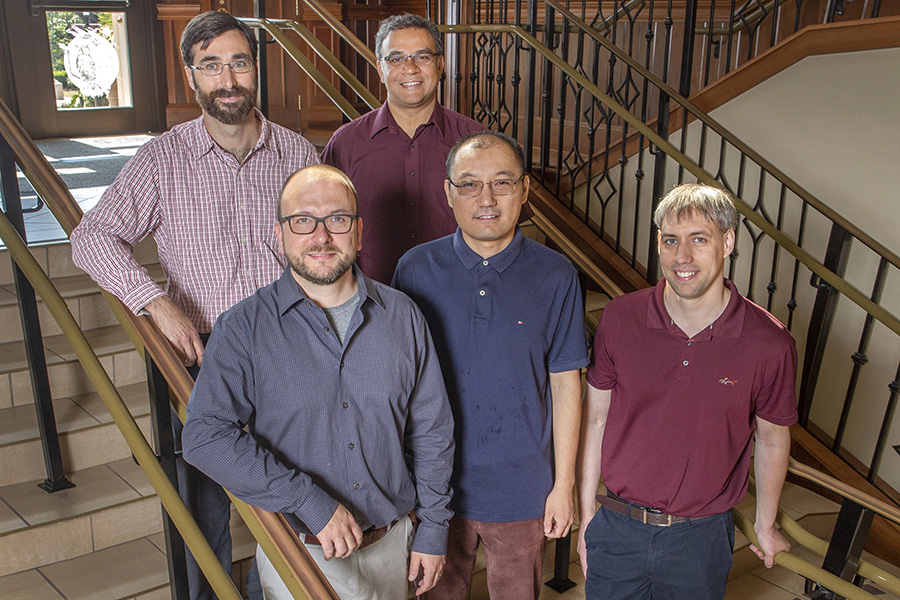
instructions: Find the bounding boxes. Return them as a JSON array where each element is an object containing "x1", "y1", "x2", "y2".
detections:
[
  {"x1": 647, "y1": 278, "x2": 745, "y2": 339},
  {"x1": 451, "y1": 226, "x2": 525, "y2": 272},
  {"x1": 188, "y1": 108, "x2": 273, "y2": 160},
  {"x1": 275, "y1": 264, "x2": 386, "y2": 315},
  {"x1": 368, "y1": 102, "x2": 447, "y2": 140}
]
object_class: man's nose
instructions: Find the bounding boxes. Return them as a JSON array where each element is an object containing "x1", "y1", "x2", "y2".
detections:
[{"x1": 310, "y1": 220, "x2": 333, "y2": 242}]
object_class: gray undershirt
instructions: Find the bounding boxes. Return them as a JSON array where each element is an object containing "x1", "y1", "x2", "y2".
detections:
[{"x1": 322, "y1": 286, "x2": 360, "y2": 345}]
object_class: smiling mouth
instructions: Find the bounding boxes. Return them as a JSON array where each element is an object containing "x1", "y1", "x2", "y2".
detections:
[{"x1": 674, "y1": 270, "x2": 697, "y2": 279}]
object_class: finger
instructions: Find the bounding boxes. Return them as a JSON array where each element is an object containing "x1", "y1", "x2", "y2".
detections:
[
  {"x1": 193, "y1": 336, "x2": 205, "y2": 367},
  {"x1": 416, "y1": 569, "x2": 439, "y2": 595},
  {"x1": 322, "y1": 541, "x2": 334, "y2": 561},
  {"x1": 543, "y1": 512, "x2": 555, "y2": 535},
  {"x1": 408, "y1": 554, "x2": 421, "y2": 582}
]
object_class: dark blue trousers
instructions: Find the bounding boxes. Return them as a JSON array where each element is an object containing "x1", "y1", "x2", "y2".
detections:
[{"x1": 584, "y1": 505, "x2": 734, "y2": 600}]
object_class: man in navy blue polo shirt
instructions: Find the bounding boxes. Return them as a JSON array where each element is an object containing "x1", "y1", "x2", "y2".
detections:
[{"x1": 393, "y1": 132, "x2": 588, "y2": 600}]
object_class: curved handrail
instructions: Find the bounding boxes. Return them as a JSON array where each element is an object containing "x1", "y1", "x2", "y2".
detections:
[
  {"x1": 0, "y1": 96, "x2": 339, "y2": 600},
  {"x1": 443, "y1": 21, "x2": 900, "y2": 338}
]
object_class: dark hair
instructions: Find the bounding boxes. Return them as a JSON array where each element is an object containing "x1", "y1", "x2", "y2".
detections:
[
  {"x1": 180, "y1": 11, "x2": 258, "y2": 66},
  {"x1": 446, "y1": 131, "x2": 526, "y2": 177},
  {"x1": 654, "y1": 183, "x2": 739, "y2": 233},
  {"x1": 374, "y1": 14, "x2": 443, "y2": 60}
]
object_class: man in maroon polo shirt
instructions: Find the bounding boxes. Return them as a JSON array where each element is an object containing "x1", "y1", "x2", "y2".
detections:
[
  {"x1": 576, "y1": 184, "x2": 797, "y2": 600},
  {"x1": 321, "y1": 13, "x2": 485, "y2": 284}
]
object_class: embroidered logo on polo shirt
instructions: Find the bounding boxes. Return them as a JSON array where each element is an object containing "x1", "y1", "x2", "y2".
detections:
[
  {"x1": 719, "y1": 377, "x2": 738, "y2": 386},
  {"x1": 517, "y1": 320, "x2": 524, "y2": 325}
]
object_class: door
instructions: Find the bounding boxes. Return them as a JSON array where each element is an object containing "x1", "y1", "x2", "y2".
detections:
[{"x1": 2, "y1": 1, "x2": 164, "y2": 139}]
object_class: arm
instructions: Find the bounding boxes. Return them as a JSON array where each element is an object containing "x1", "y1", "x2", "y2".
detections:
[
  {"x1": 750, "y1": 417, "x2": 792, "y2": 567},
  {"x1": 182, "y1": 315, "x2": 344, "y2": 542},
  {"x1": 144, "y1": 296, "x2": 205, "y2": 367},
  {"x1": 404, "y1": 315, "x2": 455, "y2": 595},
  {"x1": 576, "y1": 384, "x2": 611, "y2": 577},
  {"x1": 543, "y1": 369, "x2": 582, "y2": 538}
]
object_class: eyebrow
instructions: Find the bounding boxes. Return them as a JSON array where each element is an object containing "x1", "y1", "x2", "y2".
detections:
[
  {"x1": 198, "y1": 52, "x2": 253, "y2": 63},
  {"x1": 385, "y1": 48, "x2": 434, "y2": 55},
  {"x1": 456, "y1": 169, "x2": 517, "y2": 179}
]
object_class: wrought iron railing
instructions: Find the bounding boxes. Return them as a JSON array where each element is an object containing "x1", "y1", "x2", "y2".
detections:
[{"x1": 421, "y1": 0, "x2": 900, "y2": 505}]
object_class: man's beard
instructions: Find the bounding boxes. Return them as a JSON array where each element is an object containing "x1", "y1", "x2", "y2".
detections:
[
  {"x1": 288, "y1": 245, "x2": 356, "y2": 286},
  {"x1": 195, "y1": 84, "x2": 256, "y2": 125}
]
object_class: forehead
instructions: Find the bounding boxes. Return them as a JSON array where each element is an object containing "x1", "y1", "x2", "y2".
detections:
[
  {"x1": 382, "y1": 28, "x2": 436, "y2": 52},
  {"x1": 283, "y1": 177, "x2": 355, "y2": 213},
  {"x1": 451, "y1": 142, "x2": 518, "y2": 176},
  {"x1": 193, "y1": 29, "x2": 252, "y2": 62},
  {"x1": 659, "y1": 209, "x2": 721, "y2": 236}
]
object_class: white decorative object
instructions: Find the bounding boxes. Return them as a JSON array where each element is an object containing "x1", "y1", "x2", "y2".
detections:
[{"x1": 63, "y1": 26, "x2": 119, "y2": 98}]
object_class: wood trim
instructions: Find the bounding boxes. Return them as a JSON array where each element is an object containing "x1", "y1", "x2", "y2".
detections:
[
  {"x1": 690, "y1": 15, "x2": 900, "y2": 114},
  {"x1": 157, "y1": 4, "x2": 202, "y2": 20}
]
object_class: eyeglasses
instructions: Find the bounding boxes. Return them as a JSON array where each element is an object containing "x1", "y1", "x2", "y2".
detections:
[
  {"x1": 280, "y1": 213, "x2": 358, "y2": 235},
  {"x1": 189, "y1": 59, "x2": 256, "y2": 77},
  {"x1": 380, "y1": 51, "x2": 440, "y2": 68},
  {"x1": 448, "y1": 175, "x2": 525, "y2": 197}
]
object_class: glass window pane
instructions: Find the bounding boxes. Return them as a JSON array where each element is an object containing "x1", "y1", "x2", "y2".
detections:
[{"x1": 46, "y1": 11, "x2": 133, "y2": 110}]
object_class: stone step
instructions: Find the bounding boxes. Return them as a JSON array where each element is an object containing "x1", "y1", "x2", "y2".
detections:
[
  {"x1": 0, "y1": 456, "x2": 257, "y2": 583},
  {"x1": 0, "y1": 382, "x2": 151, "y2": 487}
]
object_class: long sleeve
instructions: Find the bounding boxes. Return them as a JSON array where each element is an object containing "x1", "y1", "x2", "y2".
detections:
[
  {"x1": 70, "y1": 147, "x2": 167, "y2": 314},
  {"x1": 182, "y1": 311, "x2": 338, "y2": 534}
]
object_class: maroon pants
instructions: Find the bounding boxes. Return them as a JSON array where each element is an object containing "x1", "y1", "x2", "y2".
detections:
[{"x1": 424, "y1": 517, "x2": 546, "y2": 600}]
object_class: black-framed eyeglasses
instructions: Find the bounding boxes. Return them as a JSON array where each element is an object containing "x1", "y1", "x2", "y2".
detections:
[
  {"x1": 188, "y1": 59, "x2": 256, "y2": 76},
  {"x1": 380, "y1": 51, "x2": 440, "y2": 68},
  {"x1": 280, "y1": 213, "x2": 358, "y2": 235},
  {"x1": 448, "y1": 175, "x2": 525, "y2": 197}
]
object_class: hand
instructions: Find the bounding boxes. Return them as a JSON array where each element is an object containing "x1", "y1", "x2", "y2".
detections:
[
  {"x1": 750, "y1": 524, "x2": 791, "y2": 568},
  {"x1": 144, "y1": 296, "x2": 205, "y2": 367},
  {"x1": 315, "y1": 504, "x2": 363, "y2": 560},
  {"x1": 543, "y1": 485, "x2": 575, "y2": 538},
  {"x1": 409, "y1": 552, "x2": 445, "y2": 596},
  {"x1": 576, "y1": 511, "x2": 594, "y2": 578}
]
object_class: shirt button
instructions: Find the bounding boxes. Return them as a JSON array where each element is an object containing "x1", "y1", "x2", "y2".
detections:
[
  {"x1": 482, "y1": 260, "x2": 489, "y2": 266},
  {"x1": 479, "y1": 290, "x2": 485, "y2": 296},
  {"x1": 340, "y1": 361, "x2": 345, "y2": 368},
  {"x1": 686, "y1": 342, "x2": 692, "y2": 346},
  {"x1": 324, "y1": 326, "x2": 330, "y2": 332},
  {"x1": 409, "y1": 171, "x2": 415, "y2": 175},
  {"x1": 343, "y1": 402, "x2": 349, "y2": 409},
  {"x1": 683, "y1": 360, "x2": 689, "y2": 366},
  {"x1": 353, "y1": 483, "x2": 360, "y2": 489},
  {"x1": 348, "y1": 443, "x2": 355, "y2": 450}
]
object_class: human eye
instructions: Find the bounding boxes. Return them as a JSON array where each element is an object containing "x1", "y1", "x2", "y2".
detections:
[
  {"x1": 200, "y1": 61, "x2": 221, "y2": 74},
  {"x1": 328, "y1": 215, "x2": 350, "y2": 226},
  {"x1": 291, "y1": 216, "x2": 313, "y2": 227},
  {"x1": 232, "y1": 59, "x2": 251, "y2": 70},
  {"x1": 412, "y1": 52, "x2": 434, "y2": 65},
  {"x1": 458, "y1": 181, "x2": 480, "y2": 190},
  {"x1": 491, "y1": 179, "x2": 514, "y2": 191},
  {"x1": 692, "y1": 236, "x2": 707, "y2": 244},
  {"x1": 385, "y1": 55, "x2": 405, "y2": 66}
]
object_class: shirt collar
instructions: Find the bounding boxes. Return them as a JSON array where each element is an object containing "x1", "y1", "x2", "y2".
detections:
[
  {"x1": 275, "y1": 265, "x2": 385, "y2": 315},
  {"x1": 452, "y1": 226, "x2": 525, "y2": 272},
  {"x1": 368, "y1": 102, "x2": 446, "y2": 140},
  {"x1": 647, "y1": 278, "x2": 745, "y2": 339},
  {"x1": 187, "y1": 108, "x2": 272, "y2": 160}
]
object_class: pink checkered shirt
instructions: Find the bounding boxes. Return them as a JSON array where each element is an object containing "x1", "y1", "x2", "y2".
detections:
[{"x1": 71, "y1": 111, "x2": 319, "y2": 333}]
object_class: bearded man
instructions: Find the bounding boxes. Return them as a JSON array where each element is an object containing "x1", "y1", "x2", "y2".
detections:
[
  {"x1": 183, "y1": 164, "x2": 455, "y2": 600},
  {"x1": 70, "y1": 11, "x2": 318, "y2": 599}
]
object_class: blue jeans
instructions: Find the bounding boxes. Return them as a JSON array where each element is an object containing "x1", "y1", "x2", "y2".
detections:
[{"x1": 584, "y1": 505, "x2": 734, "y2": 600}]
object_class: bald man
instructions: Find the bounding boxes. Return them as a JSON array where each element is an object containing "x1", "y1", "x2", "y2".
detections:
[{"x1": 183, "y1": 165, "x2": 455, "y2": 599}]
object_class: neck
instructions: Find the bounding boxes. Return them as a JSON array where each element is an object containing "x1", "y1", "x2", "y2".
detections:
[
  {"x1": 663, "y1": 281, "x2": 731, "y2": 338},
  {"x1": 462, "y1": 231, "x2": 515, "y2": 260},
  {"x1": 202, "y1": 110, "x2": 262, "y2": 162},
  {"x1": 295, "y1": 270, "x2": 358, "y2": 309},
  {"x1": 387, "y1": 100, "x2": 436, "y2": 138}
]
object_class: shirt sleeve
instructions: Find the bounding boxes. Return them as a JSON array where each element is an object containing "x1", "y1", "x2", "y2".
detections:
[
  {"x1": 547, "y1": 266, "x2": 589, "y2": 373},
  {"x1": 754, "y1": 329, "x2": 799, "y2": 426},
  {"x1": 182, "y1": 311, "x2": 338, "y2": 534},
  {"x1": 70, "y1": 147, "x2": 167, "y2": 314},
  {"x1": 585, "y1": 305, "x2": 618, "y2": 391},
  {"x1": 403, "y1": 307, "x2": 455, "y2": 555}
]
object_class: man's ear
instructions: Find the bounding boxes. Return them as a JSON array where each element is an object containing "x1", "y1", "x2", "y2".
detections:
[
  {"x1": 445, "y1": 179, "x2": 453, "y2": 208},
  {"x1": 724, "y1": 228, "x2": 736, "y2": 257},
  {"x1": 274, "y1": 222, "x2": 284, "y2": 254},
  {"x1": 185, "y1": 66, "x2": 197, "y2": 92}
]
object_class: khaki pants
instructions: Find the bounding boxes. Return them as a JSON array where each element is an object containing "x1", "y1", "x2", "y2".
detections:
[{"x1": 257, "y1": 516, "x2": 413, "y2": 600}]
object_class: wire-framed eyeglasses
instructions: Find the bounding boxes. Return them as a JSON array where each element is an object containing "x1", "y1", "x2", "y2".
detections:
[
  {"x1": 380, "y1": 51, "x2": 440, "y2": 68},
  {"x1": 279, "y1": 213, "x2": 358, "y2": 235},
  {"x1": 448, "y1": 175, "x2": 525, "y2": 197},
  {"x1": 188, "y1": 59, "x2": 256, "y2": 77}
]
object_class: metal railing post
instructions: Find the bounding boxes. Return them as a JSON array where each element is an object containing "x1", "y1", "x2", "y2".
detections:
[
  {"x1": 0, "y1": 135, "x2": 73, "y2": 494},
  {"x1": 804, "y1": 500, "x2": 874, "y2": 600},
  {"x1": 256, "y1": 0, "x2": 269, "y2": 118},
  {"x1": 146, "y1": 356, "x2": 191, "y2": 600}
]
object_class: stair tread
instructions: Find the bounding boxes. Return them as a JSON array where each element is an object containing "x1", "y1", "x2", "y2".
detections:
[
  {"x1": 0, "y1": 324, "x2": 136, "y2": 374},
  {"x1": 0, "y1": 263, "x2": 165, "y2": 308}
]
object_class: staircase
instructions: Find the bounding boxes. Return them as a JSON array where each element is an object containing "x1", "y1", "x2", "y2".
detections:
[{"x1": 0, "y1": 240, "x2": 256, "y2": 599}]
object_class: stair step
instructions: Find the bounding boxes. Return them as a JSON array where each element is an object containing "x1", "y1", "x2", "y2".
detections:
[{"x1": 0, "y1": 383, "x2": 151, "y2": 487}]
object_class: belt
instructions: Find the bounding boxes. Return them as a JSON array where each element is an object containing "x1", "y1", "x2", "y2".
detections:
[
  {"x1": 303, "y1": 518, "x2": 399, "y2": 550},
  {"x1": 597, "y1": 491, "x2": 692, "y2": 527}
]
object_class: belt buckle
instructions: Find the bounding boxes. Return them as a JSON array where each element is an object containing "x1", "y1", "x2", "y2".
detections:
[{"x1": 666, "y1": 514, "x2": 673, "y2": 526}]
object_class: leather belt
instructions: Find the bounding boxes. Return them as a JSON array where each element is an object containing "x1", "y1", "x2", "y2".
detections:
[
  {"x1": 303, "y1": 518, "x2": 399, "y2": 549},
  {"x1": 596, "y1": 491, "x2": 690, "y2": 527}
]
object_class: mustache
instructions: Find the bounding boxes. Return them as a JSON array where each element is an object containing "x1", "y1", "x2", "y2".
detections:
[
  {"x1": 209, "y1": 86, "x2": 254, "y2": 99},
  {"x1": 304, "y1": 244, "x2": 340, "y2": 254}
]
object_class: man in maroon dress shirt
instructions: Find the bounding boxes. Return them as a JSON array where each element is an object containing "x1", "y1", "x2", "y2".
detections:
[{"x1": 322, "y1": 13, "x2": 485, "y2": 284}]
